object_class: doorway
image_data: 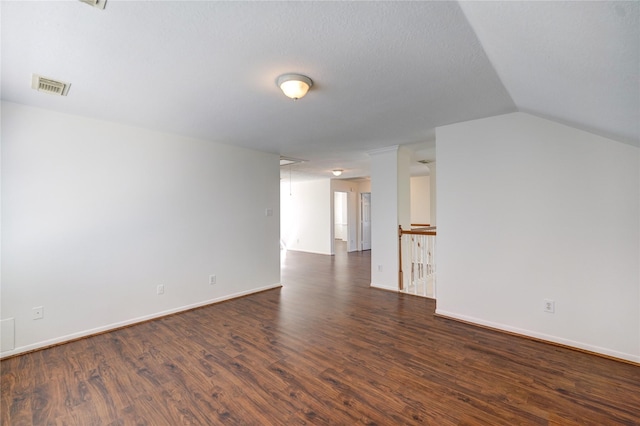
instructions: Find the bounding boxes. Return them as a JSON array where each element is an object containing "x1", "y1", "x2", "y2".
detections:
[
  {"x1": 361, "y1": 192, "x2": 371, "y2": 251},
  {"x1": 332, "y1": 190, "x2": 358, "y2": 254},
  {"x1": 334, "y1": 192, "x2": 348, "y2": 253}
]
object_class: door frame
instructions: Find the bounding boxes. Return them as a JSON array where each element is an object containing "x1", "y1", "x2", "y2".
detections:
[{"x1": 360, "y1": 192, "x2": 371, "y2": 251}]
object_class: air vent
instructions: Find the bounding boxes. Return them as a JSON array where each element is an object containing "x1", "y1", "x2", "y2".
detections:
[
  {"x1": 78, "y1": 0, "x2": 107, "y2": 9},
  {"x1": 31, "y1": 74, "x2": 71, "y2": 96},
  {"x1": 280, "y1": 156, "x2": 306, "y2": 166}
]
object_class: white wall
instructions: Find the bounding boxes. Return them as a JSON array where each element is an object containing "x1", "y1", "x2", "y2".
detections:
[
  {"x1": 334, "y1": 192, "x2": 348, "y2": 241},
  {"x1": 331, "y1": 179, "x2": 360, "y2": 253},
  {"x1": 280, "y1": 178, "x2": 365, "y2": 255},
  {"x1": 410, "y1": 175, "x2": 430, "y2": 225},
  {"x1": 358, "y1": 180, "x2": 372, "y2": 252},
  {"x1": 428, "y1": 162, "x2": 437, "y2": 226},
  {"x1": 280, "y1": 179, "x2": 332, "y2": 254},
  {"x1": 436, "y1": 112, "x2": 640, "y2": 362},
  {"x1": 1, "y1": 102, "x2": 280, "y2": 357},
  {"x1": 369, "y1": 146, "x2": 411, "y2": 291}
]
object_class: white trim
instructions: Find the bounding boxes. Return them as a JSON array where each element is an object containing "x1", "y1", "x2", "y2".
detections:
[
  {"x1": 0, "y1": 283, "x2": 282, "y2": 359},
  {"x1": 367, "y1": 145, "x2": 399, "y2": 156},
  {"x1": 285, "y1": 248, "x2": 332, "y2": 256},
  {"x1": 370, "y1": 282, "x2": 398, "y2": 292},
  {"x1": 436, "y1": 309, "x2": 640, "y2": 364}
]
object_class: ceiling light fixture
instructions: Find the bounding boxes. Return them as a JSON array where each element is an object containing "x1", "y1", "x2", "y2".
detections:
[
  {"x1": 332, "y1": 169, "x2": 343, "y2": 177},
  {"x1": 277, "y1": 74, "x2": 313, "y2": 100}
]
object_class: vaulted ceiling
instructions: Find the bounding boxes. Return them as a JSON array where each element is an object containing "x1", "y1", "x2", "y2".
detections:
[{"x1": 2, "y1": 1, "x2": 638, "y2": 180}]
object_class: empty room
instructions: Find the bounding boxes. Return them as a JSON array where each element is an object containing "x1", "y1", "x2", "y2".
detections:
[{"x1": 1, "y1": 1, "x2": 639, "y2": 424}]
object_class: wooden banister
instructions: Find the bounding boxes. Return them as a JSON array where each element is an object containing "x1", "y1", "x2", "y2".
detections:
[
  {"x1": 400, "y1": 225, "x2": 436, "y2": 236},
  {"x1": 401, "y1": 229, "x2": 436, "y2": 236}
]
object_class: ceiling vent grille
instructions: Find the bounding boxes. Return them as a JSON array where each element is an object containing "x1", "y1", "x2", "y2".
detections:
[
  {"x1": 78, "y1": 0, "x2": 107, "y2": 9},
  {"x1": 31, "y1": 74, "x2": 71, "y2": 96},
  {"x1": 280, "y1": 156, "x2": 306, "y2": 166}
]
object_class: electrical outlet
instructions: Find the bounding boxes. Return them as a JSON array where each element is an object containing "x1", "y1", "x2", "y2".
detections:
[
  {"x1": 209, "y1": 275, "x2": 216, "y2": 285},
  {"x1": 544, "y1": 299, "x2": 555, "y2": 313},
  {"x1": 378, "y1": 265, "x2": 383, "y2": 272},
  {"x1": 157, "y1": 284, "x2": 165, "y2": 295},
  {"x1": 32, "y1": 306, "x2": 44, "y2": 320}
]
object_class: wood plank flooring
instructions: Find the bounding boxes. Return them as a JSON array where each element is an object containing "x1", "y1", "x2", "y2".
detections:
[{"x1": 2, "y1": 247, "x2": 639, "y2": 425}]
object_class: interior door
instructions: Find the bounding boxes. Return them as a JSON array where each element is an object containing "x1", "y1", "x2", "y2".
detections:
[{"x1": 361, "y1": 192, "x2": 371, "y2": 251}]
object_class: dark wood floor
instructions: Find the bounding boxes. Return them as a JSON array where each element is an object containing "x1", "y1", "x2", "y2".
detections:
[{"x1": 2, "y1": 247, "x2": 639, "y2": 425}]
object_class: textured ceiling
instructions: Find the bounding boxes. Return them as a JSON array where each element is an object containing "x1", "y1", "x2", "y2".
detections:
[
  {"x1": 460, "y1": 1, "x2": 639, "y2": 146},
  {"x1": 1, "y1": 1, "x2": 638, "y2": 181}
]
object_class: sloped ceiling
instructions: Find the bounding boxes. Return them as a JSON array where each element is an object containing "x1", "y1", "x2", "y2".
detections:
[
  {"x1": 460, "y1": 1, "x2": 639, "y2": 146},
  {"x1": 1, "y1": 1, "x2": 637, "y2": 180}
]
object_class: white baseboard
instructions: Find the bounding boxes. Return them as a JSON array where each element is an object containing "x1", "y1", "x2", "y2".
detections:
[
  {"x1": 1, "y1": 283, "x2": 282, "y2": 359},
  {"x1": 435, "y1": 309, "x2": 640, "y2": 364},
  {"x1": 284, "y1": 248, "x2": 332, "y2": 255},
  {"x1": 370, "y1": 282, "x2": 398, "y2": 292}
]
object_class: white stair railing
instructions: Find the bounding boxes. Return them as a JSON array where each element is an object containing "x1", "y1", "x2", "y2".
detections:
[{"x1": 399, "y1": 225, "x2": 436, "y2": 298}]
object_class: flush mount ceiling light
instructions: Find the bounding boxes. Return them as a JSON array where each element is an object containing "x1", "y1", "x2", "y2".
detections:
[
  {"x1": 332, "y1": 169, "x2": 343, "y2": 177},
  {"x1": 277, "y1": 74, "x2": 313, "y2": 100}
]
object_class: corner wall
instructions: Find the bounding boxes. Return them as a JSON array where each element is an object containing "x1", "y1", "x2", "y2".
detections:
[
  {"x1": 436, "y1": 112, "x2": 639, "y2": 362},
  {"x1": 410, "y1": 176, "x2": 430, "y2": 225},
  {"x1": 280, "y1": 179, "x2": 332, "y2": 255},
  {"x1": 369, "y1": 146, "x2": 411, "y2": 291},
  {"x1": 1, "y1": 102, "x2": 281, "y2": 357}
]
